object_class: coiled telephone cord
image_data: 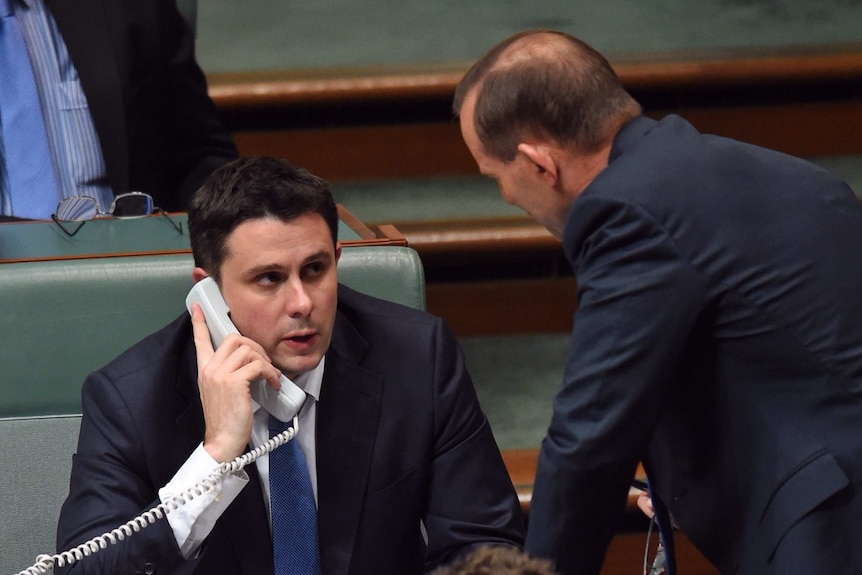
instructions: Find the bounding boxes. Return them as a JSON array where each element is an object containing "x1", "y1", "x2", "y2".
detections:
[{"x1": 14, "y1": 418, "x2": 299, "y2": 575}]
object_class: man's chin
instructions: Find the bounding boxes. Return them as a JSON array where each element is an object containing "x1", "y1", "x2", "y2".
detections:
[{"x1": 276, "y1": 354, "x2": 323, "y2": 381}]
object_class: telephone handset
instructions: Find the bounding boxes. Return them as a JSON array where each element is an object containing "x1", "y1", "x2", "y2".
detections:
[
  {"x1": 185, "y1": 276, "x2": 306, "y2": 422},
  {"x1": 13, "y1": 278, "x2": 307, "y2": 575}
]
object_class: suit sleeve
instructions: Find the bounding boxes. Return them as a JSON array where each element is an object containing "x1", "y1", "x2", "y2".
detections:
[
  {"x1": 155, "y1": 0, "x2": 237, "y2": 210},
  {"x1": 55, "y1": 370, "x2": 200, "y2": 575},
  {"x1": 525, "y1": 198, "x2": 707, "y2": 574},
  {"x1": 422, "y1": 318, "x2": 526, "y2": 572}
]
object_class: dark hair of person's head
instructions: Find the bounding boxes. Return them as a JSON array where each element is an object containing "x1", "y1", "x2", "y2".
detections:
[
  {"x1": 432, "y1": 546, "x2": 558, "y2": 575},
  {"x1": 188, "y1": 156, "x2": 338, "y2": 282},
  {"x1": 453, "y1": 29, "x2": 642, "y2": 162}
]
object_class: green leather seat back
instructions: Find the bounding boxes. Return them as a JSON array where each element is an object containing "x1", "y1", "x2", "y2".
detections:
[
  {"x1": 1, "y1": 255, "x2": 195, "y2": 417},
  {"x1": 0, "y1": 415, "x2": 81, "y2": 574},
  {"x1": 0, "y1": 244, "x2": 424, "y2": 574},
  {"x1": 0, "y1": 246, "x2": 424, "y2": 418}
]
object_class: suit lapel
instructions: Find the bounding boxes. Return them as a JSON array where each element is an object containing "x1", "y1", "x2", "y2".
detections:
[
  {"x1": 316, "y1": 313, "x2": 383, "y2": 575},
  {"x1": 169, "y1": 305, "x2": 388, "y2": 574},
  {"x1": 46, "y1": 0, "x2": 129, "y2": 193}
]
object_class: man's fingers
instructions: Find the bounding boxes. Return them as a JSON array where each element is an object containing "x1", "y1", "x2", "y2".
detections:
[
  {"x1": 636, "y1": 493, "x2": 655, "y2": 518},
  {"x1": 190, "y1": 303, "x2": 216, "y2": 366},
  {"x1": 191, "y1": 305, "x2": 280, "y2": 385},
  {"x1": 235, "y1": 360, "x2": 282, "y2": 390}
]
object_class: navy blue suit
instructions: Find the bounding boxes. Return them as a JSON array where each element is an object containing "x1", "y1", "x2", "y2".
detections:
[
  {"x1": 57, "y1": 286, "x2": 525, "y2": 575},
  {"x1": 525, "y1": 116, "x2": 862, "y2": 574}
]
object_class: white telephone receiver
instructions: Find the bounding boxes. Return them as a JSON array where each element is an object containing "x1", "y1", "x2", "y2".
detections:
[
  {"x1": 14, "y1": 278, "x2": 307, "y2": 575},
  {"x1": 185, "y1": 276, "x2": 306, "y2": 422}
]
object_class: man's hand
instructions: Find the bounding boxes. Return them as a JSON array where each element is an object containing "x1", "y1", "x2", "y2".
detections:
[
  {"x1": 636, "y1": 491, "x2": 655, "y2": 518},
  {"x1": 190, "y1": 303, "x2": 282, "y2": 462}
]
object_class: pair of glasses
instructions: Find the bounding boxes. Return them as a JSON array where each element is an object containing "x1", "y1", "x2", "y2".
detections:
[{"x1": 51, "y1": 192, "x2": 183, "y2": 237}]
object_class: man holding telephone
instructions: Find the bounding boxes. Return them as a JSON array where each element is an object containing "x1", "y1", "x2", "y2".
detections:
[{"x1": 56, "y1": 157, "x2": 525, "y2": 574}]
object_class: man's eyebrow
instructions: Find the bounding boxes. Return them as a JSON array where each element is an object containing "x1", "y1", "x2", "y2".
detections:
[
  {"x1": 244, "y1": 262, "x2": 284, "y2": 277},
  {"x1": 303, "y1": 250, "x2": 334, "y2": 264},
  {"x1": 245, "y1": 250, "x2": 333, "y2": 276}
]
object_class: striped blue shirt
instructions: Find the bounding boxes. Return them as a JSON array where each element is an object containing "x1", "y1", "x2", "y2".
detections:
[{"x1": 0, "y1": 0, "x2": 113, "y2": 218}]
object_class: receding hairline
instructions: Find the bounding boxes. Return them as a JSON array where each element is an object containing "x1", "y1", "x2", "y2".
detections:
[
  {"x1": 494, "y1": 31, "x2": 583, "y2": 72},
  {"x1": 455, "y1": 30, "x2": 591, "y2": 116}
]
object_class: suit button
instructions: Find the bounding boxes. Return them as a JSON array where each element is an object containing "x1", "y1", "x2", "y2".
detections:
[{"x1": 142, "y1": 563, "x2": 156, "y2": 575}]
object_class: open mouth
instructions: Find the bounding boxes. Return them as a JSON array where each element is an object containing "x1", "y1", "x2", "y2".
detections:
[
  {"x1": 288, "y1": 333, "x2": 315, "y2": 344},
  {"x1": 283, "y1": 330, "x2": 319, "y2": 349}
]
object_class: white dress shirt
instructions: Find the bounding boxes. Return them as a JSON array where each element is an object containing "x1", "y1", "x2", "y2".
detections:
[{"x1": 158, "y1": 358, "x2": 324, "y2": 558}]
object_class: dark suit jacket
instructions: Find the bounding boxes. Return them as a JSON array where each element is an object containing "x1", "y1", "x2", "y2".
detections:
[
  {"x1": 45, "y1": 0, "x2": 237, "y2": 212},
  {"x1": 57, "y1": 286, "x2": 525, "y2": 575},
  {"x1": 525, "y1": 115, "x2": 862, "y2": 575}
]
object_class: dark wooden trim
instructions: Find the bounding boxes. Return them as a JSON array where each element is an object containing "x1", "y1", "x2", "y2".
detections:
[
  {"x1": 660, "y1": 101, "x2": 862, "y2": 158},
  {"x1": 337, "y1": 204, "x2": 377, "y2": 239},
  {"x1": 502, "y1": 449, "x2": 720, "y2": 574},
  {"x1": 502, "y1": 448, "x2": 542, "y2": 514},
  {"x1": 232, "y1": 123, "x2": 476, "y2": 181},
  {"x1": 614, "y1": 44, "x2": 862, "y2": 90},
  {"x1": 375, "y1": 224, "x2": 407, "y2": 245},
  {"x1": 0, "y1": 205, "x2": 403, "y2": 264},
  {"x1": 212, "y1": 45, "x2": 862, "y2": 181},
  {"x1": 338, "y1": 204, "x2": 408, "y2": 247},
  {"x1": 340, "y1": 236, "x2": 409, "y2": 248},
  {"x1": 208, "y1": 64, "x2": 465, "y2": 110},
  {"x1": 0, "y1": 248, "x2": 192, "y2": 265},
  {"x1": 602, "y1": 532, "x2": 719, "y2": 575},
  {"x1": 228, "y1": 100, "x2": 862, "y2": 182},
  {"x1": 502, "y1": 448, "x2": 649, "y2": 517},
  {"x1": 208, "y1": 45, "x2": 862, "y2": 111},
  {"x1": 426, "y1": 277, "x2": 576, "y2": 336},
  {"x1": 394, "y1": 216, "x2": 560, "y2": 261}
]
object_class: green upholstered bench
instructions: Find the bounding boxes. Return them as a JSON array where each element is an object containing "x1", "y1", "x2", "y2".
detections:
[
  {"x1": 0, "y1": 247, "x2": 424, "y2": 417},
  {"x1": 0, "y1": 245, "x2": 425, "y2": 575}
]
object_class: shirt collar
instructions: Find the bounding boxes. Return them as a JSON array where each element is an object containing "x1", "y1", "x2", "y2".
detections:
[
  {"x1": 252, "y1": 355, "x2": 325, "y2": 413},
  {"x1": 294, "y1": 356, "x2": 324, "y2": 403}
]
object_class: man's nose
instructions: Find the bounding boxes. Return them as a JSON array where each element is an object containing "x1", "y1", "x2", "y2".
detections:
[{"x1": 284, "y1": 281, "x2": 312, "y2": 317}]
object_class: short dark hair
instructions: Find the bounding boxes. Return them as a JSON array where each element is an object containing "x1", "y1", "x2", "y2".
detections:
[
  {"x1": 453, "y1": 30, "x2": 641, "y2": 161},
  {"x1": 188, "y1": 156, "x2": 338, "y2": 281},
  {"x1": 432, "y1": 546, "x2": 557, "y2": 575}
]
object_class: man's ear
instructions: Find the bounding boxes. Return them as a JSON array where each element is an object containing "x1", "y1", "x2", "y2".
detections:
[
  {"x1": 335, "y1": 242, "x2": 342, "y2": 263},
  {"x1": 192, "y1": 267, "x2": 209, "y2": 283},
  {"x1": 518, "y1": 143, "x2": 558, "y2": 184}
]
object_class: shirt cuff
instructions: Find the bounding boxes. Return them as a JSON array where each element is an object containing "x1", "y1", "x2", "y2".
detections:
[{"x1": 158, "y1": 442, "x2": 249, "y2": 558}]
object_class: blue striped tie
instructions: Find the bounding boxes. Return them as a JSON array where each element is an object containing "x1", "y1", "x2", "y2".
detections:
[
  {"x1": 0, "y1": 0, "x2": 60, "y2": 219},
  {"x1": 269, "y1": 415, "x2": 322, "y2": 575}
]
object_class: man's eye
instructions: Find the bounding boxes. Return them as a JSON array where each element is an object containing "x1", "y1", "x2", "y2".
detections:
[
  {"x1": 304, "y1": 262, "x2": 325, "y2": 277},
  {"x1": 257, "y1": 272, "x2": 281, "y2": 285}
]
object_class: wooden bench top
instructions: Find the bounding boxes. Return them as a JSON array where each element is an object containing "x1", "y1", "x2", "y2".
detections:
[
  {"x1": 207, "y1": 45, "x2": 862, "y2": 111},
  {"x1": 501, "y1": 448, "x2": 648, "y2": 516}
]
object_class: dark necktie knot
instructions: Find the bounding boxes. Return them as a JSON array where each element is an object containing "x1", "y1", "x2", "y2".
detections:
[{"x1": 269, "y1": 414, "x2": 294, "y2": 437}]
